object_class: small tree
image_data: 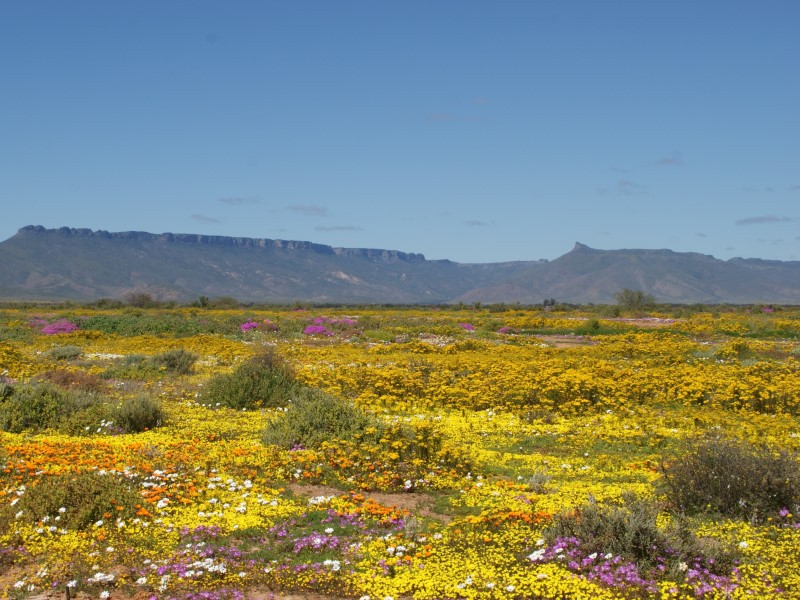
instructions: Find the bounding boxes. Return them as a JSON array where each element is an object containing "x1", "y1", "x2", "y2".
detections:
[
  {"x1": 614, "y1": 288, "x2": 655, "y2": 313},
  {"x1": 125, "y1": 291, "x2": 156, "y2": 308}
]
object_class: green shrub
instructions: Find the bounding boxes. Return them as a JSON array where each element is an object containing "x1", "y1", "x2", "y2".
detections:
[
  {"x1": 0, "y1": 382, "x2": 115, "y2": 435},
  {"x1": 0, "y1": 471, "x2": 142, "y2": 533},
  {"x1": 660, "y1": 435, "x2": 800, "y2": 522},
  {"x1": 0, "y1": 383, "x2": 71, "y2": 433},
  {"x1": 149, "y1": 348, "x2": 198, "y2": 375},
  {"x1": 102, "y1": 353, "x2": 163, "y2": 379},
  {"x1": 544, "y1": 496, "x2": 739, "y2": 575},
  {"x1": 46, "y1": 345, "x2": 83, "y2": 361},
  {"x1": 35, "y1": 369, "x2": 107, "y2": 393},
  {"x1": 113, "y1": 394, "x2": 165, "y2": 433},
  {"x1": 546, "y1": 497, "x2": 670, "y2": 570},
  {"x1": 201, "y1": 349, "x2": 300, "y2": 410},
  {"x1": 262, "y1": 388, "x2": 381, "y2": 449}
]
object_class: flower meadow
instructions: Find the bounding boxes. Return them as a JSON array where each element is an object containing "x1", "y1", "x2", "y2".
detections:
[{"x1": 1, "y1": 304, "x2": 800, "y2": 599}]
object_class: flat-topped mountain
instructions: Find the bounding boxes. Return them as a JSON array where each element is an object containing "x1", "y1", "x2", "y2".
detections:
[{"x1": 1, "y1": 226, "x2": 799, "y2": 304}]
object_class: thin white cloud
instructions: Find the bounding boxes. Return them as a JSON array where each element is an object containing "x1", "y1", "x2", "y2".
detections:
[
  {"x1": 191, "y1": 214, "x2": 221, "y2": 223},
  {"x1": 426, "y1": 113, "x2": 456, "y2": 123},
  {"x1": 287, "y1": 204, "x2": 328, "y2": 217},
  {"x1": 656, "y1": 156, "x2": 682, "y2": 166},
  {"x1": 735, "y1": 216, "x2": 792, "y2": 226},
  {"x1": 218, "y1": 196, "x2": 259, "y2": 205},
  {"x1": 315, "y1": 225, "x2": 362, "y2": 232},
  {"x1": 616, "y1": 180, "x2": 649, "y2": 195}
]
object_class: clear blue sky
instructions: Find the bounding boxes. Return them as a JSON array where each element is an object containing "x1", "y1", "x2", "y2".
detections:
[{"x1": 2, "y1": 1, "x2": 798, "y2": 263}]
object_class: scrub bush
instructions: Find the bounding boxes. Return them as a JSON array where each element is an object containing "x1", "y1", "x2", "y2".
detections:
[
  {"x1": 149, "y1": 348, "x2": 198, "y2": 374},
  {"x1": 113, "y1": 394, "x2": 165, "y2": 433},
  {"x1": 201, "y1": 349, "x2": 300, "y2": 410},
  {"x1": 35, "y1": 369, "x2": 107, "y2": 393},
  {"x1": 46, "y1": 345, "x2": 83, "y2": 361},
  {"x1": 544, "y1": 497, "x2": 739, "y2": 577},
  {"x1": 0, "y1": 471, "x2": 142, "y2": 533},
  {"x1": 660, "y1": 435, "x2": 800, "y2": 522},
  {"x1": 262, "y1": 387, "x2": 379, "y2": 449}
]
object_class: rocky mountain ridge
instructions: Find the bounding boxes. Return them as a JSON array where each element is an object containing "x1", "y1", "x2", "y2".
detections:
[{"x1": 2, "y1": 226, "x2": 799, "y2": 304}]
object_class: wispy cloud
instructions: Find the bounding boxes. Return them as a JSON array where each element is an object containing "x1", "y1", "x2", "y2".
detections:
[
  {"x1": 464, "y1": 220, "x2": 491, "y2": 227},
  {"x1": 656, "y1": 155, "x2": 683, "y2": 166},
  {"x1": 735, "y1": 215, "x2": 792, "y2": 226},
  {"x1": 425, "y1": 113, "x2": 483, "y2": 124},
  {"x1": 218, "y1": 196, "x2": 259, "y2": 205},
  {"x1": 191, "y1": 214, "x2": 221, "y2": 223},
  {"x1": 473, "y1": 96, "x2": 491, "y2": 105},
  {"x1": 426, "y1": 112, "x2": 454, "y2": 122},
  {"x1": 287, "y1": 204, "x2": 328, "y2": 217},
  {"x1": 616, "y1": 179, "x2": 649, "y2": 195},
  {"x1": 315, "y1": 225, "x2": 362, "y2": 232},
  {"x1": 696, "y1": 232, "x2": 707, "y2": 238},
  {"x1": 741, "y1": 186, "x2": 776, "y2": 193}
]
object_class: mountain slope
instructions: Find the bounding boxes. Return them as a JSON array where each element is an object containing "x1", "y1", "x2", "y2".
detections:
[
  {"x1": 2, "y1": 226, "x2": 800, "y2": 304},
  {"x1": 454, "y1": 243, "x2": 800, "y2": 304}
]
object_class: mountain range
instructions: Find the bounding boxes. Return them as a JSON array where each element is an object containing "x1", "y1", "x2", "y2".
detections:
[{"x1": 1, "y1": 225, "x2": 799, "y2": 305}]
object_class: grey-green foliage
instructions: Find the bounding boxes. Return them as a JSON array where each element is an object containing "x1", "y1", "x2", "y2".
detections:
[
  {"x1": 201, "y1": 349, "x2": 300, "y2": 410},
  {"x1": 262, "y1": 388, "x2": 382, "y2": 449},
  {"x1": 0, "y1": 382, "x2": 164, "y2": 435},
  {"x1": 545, "y1": 496, "x2": 739, "y2": 575},
  {"x1": 660, "y1": 435, "x2": 800, "y2": 522},
  {"x1": 0, "y1": 382, "x2": 104, "y2": 433},
  {"x1": 46, "y1": 345, "x2": 83, "y2": 361},
  {"x1": 149, "y1": 348, "x2": 198, "y2": 375},
  {"x1": 113, "y1": 394, "x2": 165, "y2": 433},
  {"x1": 0, "y1": 471, "x2": 142, "y2": 533},
  {"x1": 614, "y1": 288, "x2": 656, "y2": 312}
]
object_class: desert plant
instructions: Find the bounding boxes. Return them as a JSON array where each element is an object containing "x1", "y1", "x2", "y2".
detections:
[
  {"x1": 0, "y1": 382, "x2": 112, "y2": 434},
  {"x1": 0, "y1": 471, "x2": 142, "y2": 533},
  {"x1": 0, "y1": 382, "x2": 71, "y2": 433},
  {"x1": 614, "y1": 288, "x2": 656, "y2": 313},
  {"x1": 35, "y1": 369, "x2": 107, "y2": 393},
  {"x1": 660, "y1": 435, "x2": 800, "y2": 522},
  {"x1": 149, "y1": 348, "x2": 198, "y2": 374},
  {"x1": 113, "y1": 394, "x2": 165, "y2": 433},
  {"x1": 546, "y1": 497, "x2": 669, "y2": 570},
  {"x1": 201, "y1": 349, "x2": 300, "y2": 410},
  {"x1": 542, "y1": 496, "x2": 739, "y2": 582},
  {"x1": 262, "y1": 387, "x2": 381, "y2": 449},
  {"x1": 46, "y1": 345, "x2": 83, "y2": 361}
]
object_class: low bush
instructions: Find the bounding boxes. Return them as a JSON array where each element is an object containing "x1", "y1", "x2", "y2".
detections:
[
  {"x1": 46, "y1": 345, "x2": 83, "y2": 361},
  {"x1": 201, "y1": 349, "x2": 300, "y2": 410},
  {"x1": 35, "y1": 369, "x2": 107, "y2": 393},
  {"x1": 0, "y1": 382, "x2": 163, "y2": 435},
  {"x1": 0, "y1": 382, "x2": 74, "y2": 433},
  {"x1": 149, "y1": 348, "x2": 198, "y2": 375},
  {"x1": 262, "y1": 387, "x2": 380, "y2": 449},
  {"x1": 543, "y1": 496, "x2": 739, "y2": 579},
  {"x1": 0, "y1": 471, "x2": 142, "y2": 533},
  {"x1": 660, "y1": 435, "x2": 800, "y2": 522},
  {"x1": 113, "y1": 394, "x2": 165, "y2": 433}
]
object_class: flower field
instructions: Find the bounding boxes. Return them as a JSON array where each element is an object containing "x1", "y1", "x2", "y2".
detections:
[{"x1": 2, "y1": 304, "x2": 800, "y2": 599}]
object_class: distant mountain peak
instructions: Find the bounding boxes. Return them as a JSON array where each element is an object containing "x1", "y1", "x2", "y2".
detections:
[
  {"x1": 571, "y1": 242, "x2": 594, "y2": 252},
  {"x1": 3, "y1": 226, "x2": 800, "y2": 304}
]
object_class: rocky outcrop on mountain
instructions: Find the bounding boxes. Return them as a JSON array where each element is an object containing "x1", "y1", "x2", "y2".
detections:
[
  {"x1": 3, "y1": 226, "x2": 800, "y2": 304},
  {"x1": 17, "y1": 225, "x2": 425, "y2": 261}
]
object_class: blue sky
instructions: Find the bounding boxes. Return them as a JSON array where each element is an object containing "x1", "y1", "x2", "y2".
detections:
[{"x1": 2, "y1": 1, "x2": 798, "y2": 263}]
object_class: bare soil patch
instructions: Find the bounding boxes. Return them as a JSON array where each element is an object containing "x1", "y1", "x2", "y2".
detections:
[{"x1": 287, "y1": 483, "x2": 444, "y2": 520}]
